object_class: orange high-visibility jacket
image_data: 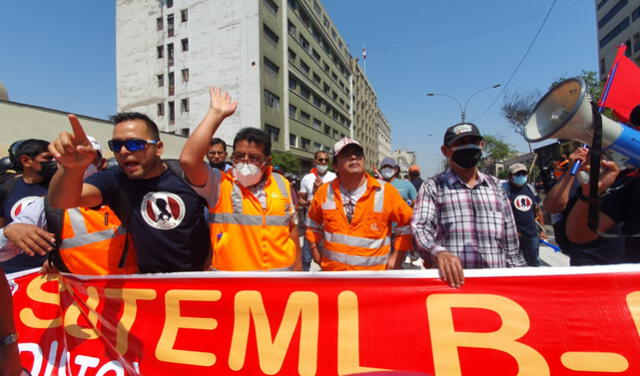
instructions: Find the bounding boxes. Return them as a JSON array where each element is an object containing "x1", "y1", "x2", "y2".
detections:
[
  {"x1": 55, "y1": 206, "x2": 138, "y2": 275},
  {"x1": 306, "y1": 174, "x2": 413, "y2": 271},
  {"x1": 208, "y1": 169, "x2": 297, "y2": 271}
]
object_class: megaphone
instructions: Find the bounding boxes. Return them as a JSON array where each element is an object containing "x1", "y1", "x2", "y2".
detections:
[{"x1": 524, "y1": 77, "x2": 640, "y2": 167}]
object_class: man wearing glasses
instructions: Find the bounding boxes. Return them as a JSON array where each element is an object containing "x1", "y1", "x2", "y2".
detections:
[
  {"x1": 411, "y1": 123, "x2": 525, "y2": 288},
  {"x1": 298, "y1": 151, "x2": 336, "y2": 270},
  {"x1": 305, "y1": 138, "x2": 413, "y2": 271},
  {"x1": 206, "y1": 137, "x2": 232, "y2": 172},
  {"x1": 180, "y1": 87, "x2": 301, "y2": 271},
  {"x1": 47, "y1": 113, "x2": 210, "y2": 273}
]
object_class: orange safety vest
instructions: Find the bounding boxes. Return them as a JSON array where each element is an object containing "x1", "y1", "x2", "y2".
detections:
[
  {"x1": 306, "y1": 174, "x2": 413, "y2": 271},
  {"x1": 55, "y1": 206, "x2": 137, "y2": 275},
  {"x1": 208, "y1": 169, "x2": 297, "y2": 271},
  {"x1": 553, "y1": 159, "x2": 569, "y2": 179}
]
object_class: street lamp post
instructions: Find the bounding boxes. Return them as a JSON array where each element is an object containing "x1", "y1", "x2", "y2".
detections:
[{"x1": 426, "y1": 83, "x2": 501, "y2": 123}]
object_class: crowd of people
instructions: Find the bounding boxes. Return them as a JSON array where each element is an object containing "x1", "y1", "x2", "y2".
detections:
[
  {"x1": 2, "y1": 87, "x2": 640, "y2": 373},
  {"x1": 0, "y1": 88, "x2": 637, "y2": 281}
]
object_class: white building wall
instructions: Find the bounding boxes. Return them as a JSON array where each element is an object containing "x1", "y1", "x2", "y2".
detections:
[
  {"x1": 116, "y1": 0, "x2": 261, "y2": 147},
  {"x1": 596, "y1": 0, "x2": 640, "y2": 79}
]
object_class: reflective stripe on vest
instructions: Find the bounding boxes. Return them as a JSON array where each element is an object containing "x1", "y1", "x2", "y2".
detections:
[
  {"x1": 306, "y1": 217, "x2": 323, "y2": 231},
  {"x1": 322, "y1": 248, "x2": 389, "y2": 267},
  {"x1": 324, "y1": 231, "x2": 390, "y2": 249},
  {"x1": 211, "y1": 174, "x2": 291, "y2": 226},
  {"x1": 60, "y1": 209, "x2": 125, "y2": 250},
  {"x1": 395, "y1": 224, "x2": 411, "y2": 235},
  {"x1": 373, "y1": 180, "x2": 385, "y2": 213}
]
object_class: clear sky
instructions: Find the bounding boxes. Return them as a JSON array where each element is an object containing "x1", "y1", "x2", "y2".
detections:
[{"x1": 0, "y1": 0, "x2": 597, "y2": 176}]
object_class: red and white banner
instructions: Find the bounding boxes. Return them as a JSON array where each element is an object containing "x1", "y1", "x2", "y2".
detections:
[{"x1": 8, "y1": 266, "x2": 640, "y2": 375}]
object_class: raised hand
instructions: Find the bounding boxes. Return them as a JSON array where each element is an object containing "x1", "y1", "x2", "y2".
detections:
[
  {"x1": 48, "y1": 115, "x2": 97, "y2": 170},
  {"x1": 209, "y1": 87, "x2": 238, "y2": 119}
]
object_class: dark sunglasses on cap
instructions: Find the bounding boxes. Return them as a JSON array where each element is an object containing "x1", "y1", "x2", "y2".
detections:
[{"x1": 108, "y1": 139, "x2": 158, "y2": 152}]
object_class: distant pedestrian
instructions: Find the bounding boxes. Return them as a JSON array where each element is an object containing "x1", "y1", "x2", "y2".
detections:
[{"x1": 409, "y1": 165, "x2": 423, "y2": 192}]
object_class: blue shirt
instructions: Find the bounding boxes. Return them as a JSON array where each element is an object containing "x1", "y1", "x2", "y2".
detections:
[{"x1": 390, "y1": 178, "x2": 417, "y2": 206}]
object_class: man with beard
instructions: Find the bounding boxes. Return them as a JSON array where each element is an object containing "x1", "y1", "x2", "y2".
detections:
[
  {"x1": 47, "y1": 114, "x2": 210, "y2": 273},
  {"x1": 411, "y1": 123, "x2": 526, "y2": 288},
  {"x1": 0, "y1": 139, "x2": 55, "y2": 272}
]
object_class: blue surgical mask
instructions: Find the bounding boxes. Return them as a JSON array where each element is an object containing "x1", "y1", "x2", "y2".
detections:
[{"x1": 512, "y1": 175, "x2": 527, "y2": 186}]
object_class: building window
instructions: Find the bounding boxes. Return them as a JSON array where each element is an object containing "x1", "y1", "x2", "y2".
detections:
[
  {"x1": 181, "y1": 8, "x2": 188, "y2": 22},
  {"x1": 300, "y1": 85, "x2": 310, "y2": 99},
  {"x1": 156, "y1": 17, "x2": 163, "y2": 31},
  {"x1": 313, "y1": 142, "x2": 322, "y2": 152},
  {"x1": 288, "y1": 75, "x2": 298, "y2": 90},
  {"x1": 265, "y1": 124, "x2": 280, "y2": 142},
  {"x1": 263, "y1": 24, "x2": 279, "y2": 45},
  {"x1": 312, "y1": 118, "x2": 321, "y2": 130},
  {"x1": 288, "y1": 48, "x2": 297, "y2": 64},
  {"x1": 157, "y1": 74, "x2": 164, "y2": 87},
  {"x1": 168, "y1": 72, "x2": 175, "y2": 96},
  {"x1": 181, "y1": 68, "x2": 189, "y2": 83},
  {"x1": 598, "y1": 0, "x2": 628, "y2": 29},
  {"x1": 181, "y1": 98, "x2": 190, "y2": 113},
  {"x1": 157, "y1": 45, "x2": 164, "y2": 59},
  {"x1": 323, "y1": 83, "x2": 330, "y2": 93},
  {"x1": 313, "y1": 73, "x2": 321, "y2": 84},
  {"x1": 599, "y1": 17, "x2": 630, "y2": 48},
  {"x1": 633, "y1": 5, "x2": 640, "y2": 21},
  {"x1": 181, "y1": 38, "x2": 189, "y2": 52},
  {"x1": 168, "y1": 14, "x2": 175, "y2": 37},
  {"x1": 263, "y1": 0, "x2": 279, "y2": 15},
  {"x1": 300, "y1": 61, "x2": 310, "y2": 75},
  {"x1": 301, "y1": 137, "x2": 310, "y2": 150},
  {"x1": 263, "y1": 57, "x2": 280, "y2": 77},
  {"x1": 289, "y1": 104, "x2": 297, "y2": 118},
  {"x1": 311, "y1": 49, "x2": 320, "y2": 62},
  {"x1": 167, "y1": 43, "x2": 174, "y2": 66},
  {"x1": 288, "y1": 0, "x2": 298, "y2": 10},
  {"x1": 333, "y1": 129, "x2": 339, "y2": 138},
  {"x1": 157, "y1": 103, "x2": 165, "y2": 117},
  {"x1": 287, "y1": 21, "x2": 296, "y2": 36},
  {"x1": 289, "y1": 133, "x2": 297, "y2": 147},
  {"x1": 324, "y1": 125, "x2": 331, "y2": 135},
  {"x1": 313, "y1": 0, "x2": 321, "y2": 15},
  {"x1": 300, "y1": 111, "x2": 310, "y2": 123},
  {"x1": 264, "y1": 90, "x2": 280, "y2": 109},
  {"x1": 166, "y1": 0, "x2": 173, "y2": 8},
  {"x1": 323, "y1": 16, "x2": 329, "y2": 27},
  {"x1": 300, "y1": 36, "x2": 310, "y2": 51},
  {"x1": 169, "y1": 101, "x2": 175, "y2": 124},
  {"x1": 313, "y1": 95, "x2": 322, "y2": 108}
]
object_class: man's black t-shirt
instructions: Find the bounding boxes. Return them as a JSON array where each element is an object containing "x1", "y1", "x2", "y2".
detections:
[
  {"x1": 554, "y1": 180, "x2": 627, "y2": 265},
  {"x1": 0, "y1": 178, "x2": 49, "y2": 273},
  {"x1": 600, "y1": 173, "x2": 640, "y2": 261},
  {"x1": 85, "y1": 167, "x2": 210, "y2": 273},
  {"x1": 504, "y1": 183, "x2": 539, "y2": 238}
]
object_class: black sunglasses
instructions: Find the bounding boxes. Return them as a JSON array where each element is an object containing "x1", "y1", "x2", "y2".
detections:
[{"x1": 108, "y1": 139, "x2": 158, "y2": 152}]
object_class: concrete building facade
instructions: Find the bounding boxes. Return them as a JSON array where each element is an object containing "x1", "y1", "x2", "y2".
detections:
[
  {"x1": 376, "y1": 109, "x2": 392, "y2": 164},
  {"x1": 351, "y1": 58, "x2": 379, "y2": 170},
  {"x1": 392, "y1": 149, "x2": 417, "y2": 177},
  {"x1": 596, "y1": 0, "x2": 640, "y2": 79},
  {"x1": 116, "y1": 0, "x2": 358, "y2": 168}
]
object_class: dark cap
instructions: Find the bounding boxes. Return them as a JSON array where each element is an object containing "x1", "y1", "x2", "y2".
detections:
[{"x1": 443, "y1": 122, "x2": 483, "y2": 146}]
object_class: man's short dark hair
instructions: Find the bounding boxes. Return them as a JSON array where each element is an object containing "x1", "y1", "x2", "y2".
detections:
[
  {"x1": 210, "y1": 137, "x2": 227, "y2": 150},
  {"x1": 110, "y1": 112, "x2": 160, "y2": 140},
  {"x1": 16, "y1": 139, "x2": 49, "y2": 162},
  {"x1": 314, "y1": 150, "x2": 329, "y2": 160},
  {"x1": 233, "y1": 128, "x2": 271, "y2": 156}
]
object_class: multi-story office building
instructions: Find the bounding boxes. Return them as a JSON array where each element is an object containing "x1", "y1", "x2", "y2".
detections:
[
  {"x1": 392, "y1": 149, "x2": 417, "y2": 177},
  {"x1": 596, "y1": 0, "x2": 640, "y2": 79},
  {"x1": 351, "y1": 58, "x2": 379, "y2": 169},
  {"x1": 116, "y1": 0, "x2": 355, "y2": 168},
  {"x1": 376, "y1": 109, "x2": 392, "y2": 164}
]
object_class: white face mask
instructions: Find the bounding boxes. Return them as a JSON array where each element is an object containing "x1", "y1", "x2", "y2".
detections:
[
  {"x1": 380, "y1": 167, "x2": 395, "y2": 179},
  {"x1": 316, "y1": 164, "x2": 328, "y2": 174},
  {"x1": 233, "y1": 162, "x2": 264, "y2": 187}
]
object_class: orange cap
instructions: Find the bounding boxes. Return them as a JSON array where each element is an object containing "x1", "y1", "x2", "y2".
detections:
[{"x1": 409, "y1": 165, "x2": 420, "y2": 173}]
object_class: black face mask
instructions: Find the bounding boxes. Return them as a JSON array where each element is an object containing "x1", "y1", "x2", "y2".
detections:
[
  {"x1": 209, "y1": 161, "x2": 227, "y2": 170},
  {"x1": 37, "y1": 161, "x2": 58, "y2": 182},
  {"x1": 451, "y1": 145, "x2": 482, "y2": 169}
]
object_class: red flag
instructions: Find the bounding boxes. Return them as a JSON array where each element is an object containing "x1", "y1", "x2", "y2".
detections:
[{"x1": 598, "y1": 44, "x2": 640, "y2": 123}]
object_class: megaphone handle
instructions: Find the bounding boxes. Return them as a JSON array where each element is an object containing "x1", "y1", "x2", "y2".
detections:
[{"x1": 570, "y1": 144, "x2": 590, "y2": 175}]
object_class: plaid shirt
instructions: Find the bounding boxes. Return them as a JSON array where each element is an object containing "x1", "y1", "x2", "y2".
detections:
[{"x1": 411, "y1": 169, "x2": 526, "y2": 269}]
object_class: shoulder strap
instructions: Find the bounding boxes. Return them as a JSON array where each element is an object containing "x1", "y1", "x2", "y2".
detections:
[{"x1": 43, "y1": 197, "x2": 70, "y2": 272}]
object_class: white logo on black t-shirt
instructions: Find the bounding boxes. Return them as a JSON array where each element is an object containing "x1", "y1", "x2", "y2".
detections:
[
  {"x1": 513, "y1": 194, "x2": 533, "y2": 212},
  {"x1": 140, "y1": 192, "x2": 186, "y2": 230},
  {"x1": 10, "y1": 196, "x2": 39, "y2": 220}
]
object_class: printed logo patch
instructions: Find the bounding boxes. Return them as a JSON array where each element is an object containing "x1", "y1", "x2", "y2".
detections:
[
  {"x1": 10, "y1": 196, "x2": 39, "y2": 220},
  {"x1": 513, "y1": 194, "x2": 533, "y2": 212},
  {"x1": 453, "y1": 124, "x2": 472, "y2": 135},
  {"x1": 140, "y1": 192, "x2": 186, "y2": 230}
]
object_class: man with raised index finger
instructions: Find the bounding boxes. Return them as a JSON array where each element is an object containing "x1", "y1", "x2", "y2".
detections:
[{"x1": 48, "y1": 114, "x2": 210, "y2": 273}]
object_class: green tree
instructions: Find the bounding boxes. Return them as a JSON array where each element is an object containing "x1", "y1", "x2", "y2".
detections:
[
  {"x1": 271, "y1": 151, "x2": 301, "y2": 174},
  {"x1": 501, "y1": 90, "x2": 541, "y2": 149},
  {"x1": 482, "y1": 134, "x2": 518, "y2": 162}
]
